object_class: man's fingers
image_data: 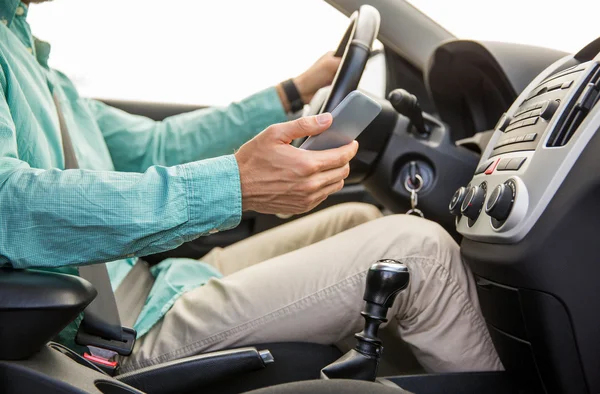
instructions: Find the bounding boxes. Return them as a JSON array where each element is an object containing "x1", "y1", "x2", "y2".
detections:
[
  {"x1": 309, "y1": 180, "x2": 345, "y2": 206},
  {"x1": 310, "y1": 140, "x2": 359, "y2": 172},
  {"x1": 305, "y1": 164, "x2": 350, "y2": 193},
  {"x1": 274, "y1": 113, "x2": 333, "y2": 143}
]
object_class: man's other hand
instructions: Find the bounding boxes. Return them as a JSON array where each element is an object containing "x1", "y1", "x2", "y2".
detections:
[
  {"x1": 294, "y1": 52, "x2": 341, "y2": 104},
  {"x1": 235, "y1": 113, "x2": 358, "y2": 215},
  {"x1": 277, "y1": 52, "x2": 342, "y2": 112}
]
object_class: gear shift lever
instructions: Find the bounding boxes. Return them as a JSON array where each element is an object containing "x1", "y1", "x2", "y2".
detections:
[
  {"x1": 321, "y1": 260, "x2": 410, "y2": 381},
  {"x1": 388, "y1": 89, "x2": 430, "y2": 138}
]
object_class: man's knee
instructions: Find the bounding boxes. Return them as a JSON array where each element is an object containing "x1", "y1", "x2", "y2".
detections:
[
  {"x1": 331, "y1": 202, "x2": 383, "y2": 224},
  {"x1": 365, "y1": 214, "x2": 458, "y2": 264},
  {"x1": 374, "y1": 214, "x2": 449, "y2": 239}
]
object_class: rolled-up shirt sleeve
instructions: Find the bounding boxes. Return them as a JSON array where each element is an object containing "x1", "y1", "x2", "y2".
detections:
[{"x1": 0, "y1": 93, "x2": 242, "y2": 269}]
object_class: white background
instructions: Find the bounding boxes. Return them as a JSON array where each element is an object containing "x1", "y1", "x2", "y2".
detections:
[{"x1": 28, "y1": 0, "x2": 600, "y2": 106}]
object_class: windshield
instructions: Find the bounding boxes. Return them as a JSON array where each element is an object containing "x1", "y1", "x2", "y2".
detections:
[
  {"x1": 28, "y1": 0, "x2": 349, "y2": 106},
  {"x1": 408, "y1": 0, "x2": 600, "y2": 54}
]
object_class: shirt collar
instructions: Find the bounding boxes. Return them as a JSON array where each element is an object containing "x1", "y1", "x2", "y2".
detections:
[
  {"x1": 0, "y1": 0, "x2": 24, "y2": 27},
  {"x1": 34, "y1": 37, "x2": 50, "y2": 68},
  {"x1": 0, "y1": 1, "x2": 50, "y2": 67}
]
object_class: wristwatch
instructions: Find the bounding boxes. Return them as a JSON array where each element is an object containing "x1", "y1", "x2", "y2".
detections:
[{"x1": 281, "y1": 79, "x2": 305, "y2": 113}]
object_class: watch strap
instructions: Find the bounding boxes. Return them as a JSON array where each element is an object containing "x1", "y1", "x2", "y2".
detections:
[{"x1": 281, "y1": 79, "x2": 304, "y2": 113}]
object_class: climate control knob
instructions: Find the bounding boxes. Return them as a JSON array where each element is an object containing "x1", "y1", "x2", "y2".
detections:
[
  {"x1": 449, "y1": 187, "x2": 467, "y2": 216},
  {"x1": 460, "y1": 184, "x2": 486, "y2": 221},
  {"x1": 486, "y1": 183, "x2": 515, "y2": 222}
]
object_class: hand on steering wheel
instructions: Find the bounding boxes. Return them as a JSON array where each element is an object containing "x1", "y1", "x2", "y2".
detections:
[
  {"x1": 292, "y1": 5, "x2": 381, "y2": 147},
  {"x1": 292, "y1": 52, "x2": 341, "y2": 106}
]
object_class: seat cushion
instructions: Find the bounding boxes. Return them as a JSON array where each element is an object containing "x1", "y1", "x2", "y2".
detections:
[{"x1": 188, "y1": 342, "x2": 343, "y2": 394}]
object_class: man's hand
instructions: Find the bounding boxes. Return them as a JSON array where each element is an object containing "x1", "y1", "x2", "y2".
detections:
[
  {"x1": 294, "y1": 52, "x2": 341, "y2": 103},
  {"x1": 277, "y1": 52, "x2": 341, "y2": 112},
  {"x1": 235, "y1": 113, "x2": 358, "y2": 215}
]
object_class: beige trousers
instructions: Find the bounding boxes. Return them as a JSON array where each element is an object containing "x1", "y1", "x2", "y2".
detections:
[{"x1": 121, "y1": 203, "x2": 502, "y2": 373}]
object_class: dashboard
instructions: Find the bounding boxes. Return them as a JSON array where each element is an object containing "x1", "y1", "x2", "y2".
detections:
[
  {"x1": 455, "y1": 59, "x2": 600, "y2": 242},
  {"x1": 454, "y1": 39, "x2": 600, "y2": 394},
  {"x1": 426, "y1": 40, "x2": 567, "y2": 142}
]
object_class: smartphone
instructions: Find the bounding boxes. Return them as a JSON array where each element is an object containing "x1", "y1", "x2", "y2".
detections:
[{"x1": 300, "y1": 91, "x2": 382, "y2": 151}]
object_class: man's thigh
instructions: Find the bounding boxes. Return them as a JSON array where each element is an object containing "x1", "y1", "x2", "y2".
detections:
[
  {"x1": 122, "y1": 215, "x2": 495, "y2": 373},
  {"x1": 202, "y1": 202, "x2": 382, "y2": 275}
]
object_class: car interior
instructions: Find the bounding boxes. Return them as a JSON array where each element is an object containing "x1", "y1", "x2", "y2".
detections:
[{"x1": 1, "y1": 0, "x2": 599, "y2": 393}]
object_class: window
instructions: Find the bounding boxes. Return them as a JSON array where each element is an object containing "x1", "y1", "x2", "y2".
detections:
[
  {"x1": 28, "y1": 0, "x2": 353, "y2": 106},
  {"x1": 408, "y1": 0, "x2": 600, "y2": 54}
]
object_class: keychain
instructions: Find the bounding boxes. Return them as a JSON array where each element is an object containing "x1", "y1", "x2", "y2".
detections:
[{"x1": 405, "y1": 173, "x2": 425, "y2": 218}]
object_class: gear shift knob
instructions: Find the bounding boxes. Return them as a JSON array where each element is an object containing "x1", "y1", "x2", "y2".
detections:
[
  {"x1": 364, "y1": 260, "x2": 410, "y2": 307},
  {"x1": 321, "y1": 260, "x2": 410, "y2": 381},
  {"x1": 355, "y1": 260, "x2": 409, "y2": 360}
]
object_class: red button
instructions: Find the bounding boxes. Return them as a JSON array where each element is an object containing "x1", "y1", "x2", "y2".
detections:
[{"x1": 485, "y1": 158, "x2": 500, "y2": 175}]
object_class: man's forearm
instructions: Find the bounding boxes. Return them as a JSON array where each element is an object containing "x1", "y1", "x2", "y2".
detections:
[
  {"x1": 92, "y1": 88, "x2": 288, "y2": 172},
  {"x1": 0, "y1": 156, "x2": 242, "y2": 269}
]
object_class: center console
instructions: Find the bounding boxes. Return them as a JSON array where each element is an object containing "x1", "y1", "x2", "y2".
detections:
[{"x1": 453, "y1": 44, "x2": 600, "y2": 393}]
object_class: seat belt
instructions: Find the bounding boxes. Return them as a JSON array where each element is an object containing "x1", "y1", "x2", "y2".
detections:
[{"x1": 53, "y1": 94, "x2": 135, "y2": 373}]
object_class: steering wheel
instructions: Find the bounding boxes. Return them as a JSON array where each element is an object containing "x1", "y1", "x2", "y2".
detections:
[{"x1": 292, "y1": 5, "x2": 380, "y2": 147}]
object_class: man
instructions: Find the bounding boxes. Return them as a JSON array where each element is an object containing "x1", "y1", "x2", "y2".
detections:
[{"x1": 0, "y1": 0, "x2": 502, "y2": 374}]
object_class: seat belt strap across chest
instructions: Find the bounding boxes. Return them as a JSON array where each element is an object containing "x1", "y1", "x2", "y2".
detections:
[{"x1": 52, "y1": 94, "x2": 135, "y2": 367}]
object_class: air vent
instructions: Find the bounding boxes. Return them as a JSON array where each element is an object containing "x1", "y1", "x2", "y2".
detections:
[{"x1": 547, "y1": 66, "x2": 600, "y2": 147}]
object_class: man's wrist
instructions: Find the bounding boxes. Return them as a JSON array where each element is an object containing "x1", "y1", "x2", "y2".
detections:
[
  {"x1": 276, "y1": 78, "x2": 311, "y2": 114},
  {"x1": 292, "y1": 74, "x2": 312, "y2": 104},
  {"x1": 275, "y1": 83, "x2": 292, "y2": 113}
]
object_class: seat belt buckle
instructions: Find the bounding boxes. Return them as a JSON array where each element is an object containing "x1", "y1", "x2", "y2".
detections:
[
  {"x1": 76, "y1": 323, "x2": 136, "y2": 376},
  {"x1": 83, "y1": 348, "x2": 119, "y2": 375}
]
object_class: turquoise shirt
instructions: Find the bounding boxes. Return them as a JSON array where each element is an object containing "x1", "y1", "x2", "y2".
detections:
[{"x1": 0, "y1": 1, "x2": 287, "y2": 340}]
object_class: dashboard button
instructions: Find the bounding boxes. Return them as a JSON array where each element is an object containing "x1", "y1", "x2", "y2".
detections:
[
  {"x1": 506, "y1": 121, "x2": 524, "y2": 132},
  {"x1": 449, "y1": 187, "x2": 467, "y2": 216},
  {"x1": 515, "y1": 135, "x2": 525, "y2": 142},
  {"x1": 506, "y1": 157, "x2": 527, "y2": 171},
  {"x1": 547, "y1": 82, "x2": 562, "y2": 91},
  {"x1": 514, "y1": 106, "x2": 532, "y2": 117},
  {"x1": 496, "y1": 158, "x2": 512, "y2": 171},
  {"x1": 561, "y1": 80, "x2": 573, "y2": 89},
  {"x1": 515, "y1": 102, "x2": 544, "y2": 117},
  {"x1": 524, "y1": 133, "x2": 537, "y2": 142},
  {"x1": 530, "y1": 109, "x2": 541, "y2": 117},
  {"x1": 526, "y1": 86, "x2": 546, "y2": 100},
  {"x1": 523, "y1": 117, "x2": 539, "y2": 127},
  {"x1": 514, "y1": 110, "x2": 539, "y2": 122},
  {"x1": 461, "y1": 184, "x2": 486, "y2": 221},
  {"x1": 484, "y1": 158, "x2": 500, "y2": 175},
  {"x1": 474, "y1": 160, "x2": 494, "y2": 175},
  {"x1": 486, "y1": 183, "x2": 515, "y2": 222},
  {"x1": 495, "y1": 113, "x2": 511, "y2": 132}
]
